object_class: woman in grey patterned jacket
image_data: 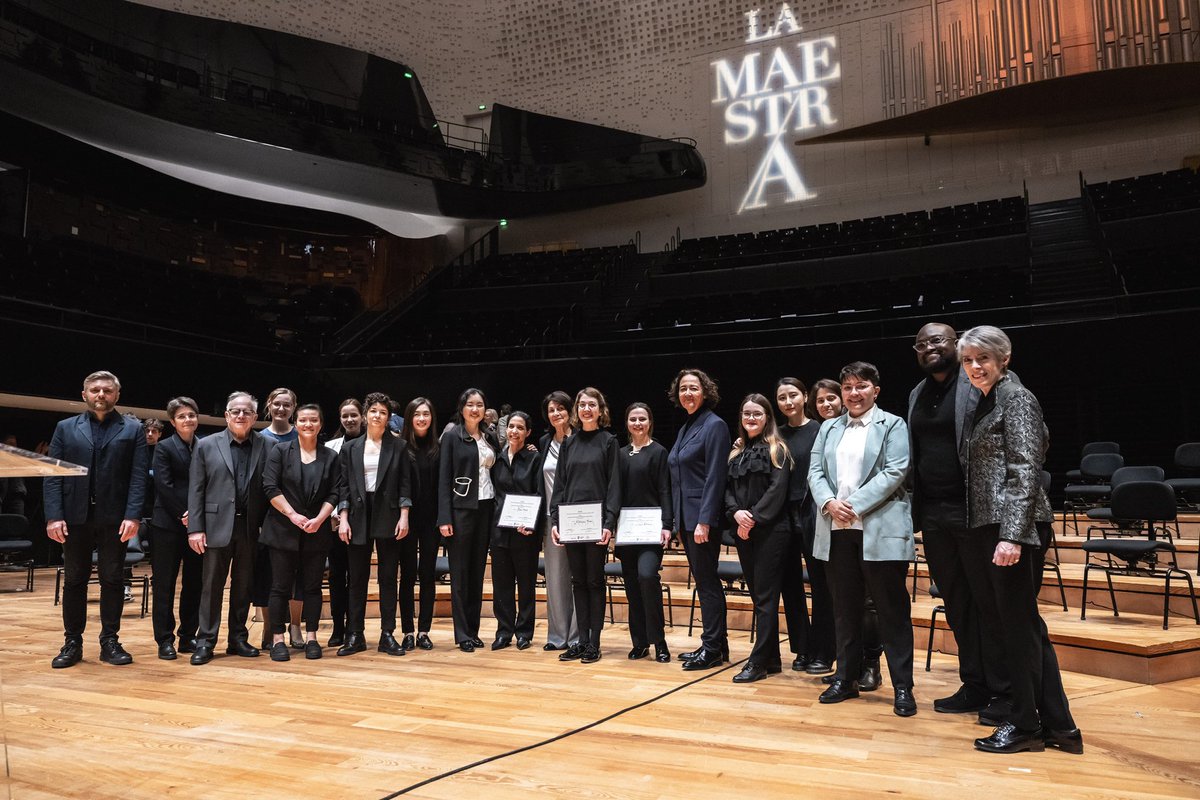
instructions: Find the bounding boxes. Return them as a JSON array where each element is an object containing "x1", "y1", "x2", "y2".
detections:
[{"x1": 959, "y1": 325, "x2": 1082, "y2": 756}]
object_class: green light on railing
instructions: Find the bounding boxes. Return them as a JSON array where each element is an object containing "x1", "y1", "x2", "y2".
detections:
[
  {"x1": 403, "y1": 71, "x2": 413, "y2": 79},
  {"x1": 499, "y1": 219, "x2": 508, "y2": 228}
]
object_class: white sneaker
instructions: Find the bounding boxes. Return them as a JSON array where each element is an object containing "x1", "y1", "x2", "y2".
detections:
[{"x1": 123, "y1": 587, "x2": 133, "y2": 603}]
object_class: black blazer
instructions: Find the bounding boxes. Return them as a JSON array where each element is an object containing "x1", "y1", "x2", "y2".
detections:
[
  {"x1": 340, "y1": 432, "x2": 411, "y2": 545},
  {"x1": 44, "y1": 411, "x2": 148, "y2": 525},
  {"x1": 724, "y1": 439, "x2": 792, "y2": 533},
  {"x1": 260, "y1": 440, "x2": 342, "y2": 551},
  {"x1": 436, "y1": 426, "x2": 501, "y2": 526},
  {"x1": 490, "y1": 445, "x2": 542, "y2": 548},
  {"x1": 151, "y1": 434, "x2": 193, "y2": 533}
]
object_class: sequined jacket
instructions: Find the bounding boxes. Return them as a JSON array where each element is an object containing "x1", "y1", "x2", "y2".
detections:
[{"x1": 963, "y1": 375, "x2": 1052, "y2": 546}]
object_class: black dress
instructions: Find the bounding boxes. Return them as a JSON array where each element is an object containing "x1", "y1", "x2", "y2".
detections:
[
  {"x1": 615, "y1": 440, "x2": 673, "y2": 650},
  {"x1": 490, "y1": 445, "x2": 542, "y2": 641}
]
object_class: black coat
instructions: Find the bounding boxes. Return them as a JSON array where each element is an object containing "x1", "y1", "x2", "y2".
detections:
[
  {"x1": 436, "y1": 425, "x2": 501, "y2": 526},
  {"x1": 724, "y1": 438, "x2": 791, "y2": 533},
  {"x1": 150, "y1": 434, "x2": 193, "y2": 533},
  {"x1": 44, "y1": 411, "x2": 148, "y2": 525},
  {"x1": 490, "y1": 445, "x2": 542, "y2": 548},
  {"x1": 340, "y1": 433, "x2": 411, "y2": 545},
  {"x1": 260, "y1": 440, "x2": 342, "y2": 551}
]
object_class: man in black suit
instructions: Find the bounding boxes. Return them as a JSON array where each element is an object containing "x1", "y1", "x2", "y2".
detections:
[
  {"x1": 187, "y1": 391, "x2": 269, "y2": 665},
  {"x1": 908, "y1": 322, "x2": 1010, "y2": 723},
  {"x1": 45, "y1": 371, "x2": 148, "y2": 668}
]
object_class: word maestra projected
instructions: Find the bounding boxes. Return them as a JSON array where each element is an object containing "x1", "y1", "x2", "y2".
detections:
[{"x1": 712, "y1": 5, "x2": 840, "y2": 213}]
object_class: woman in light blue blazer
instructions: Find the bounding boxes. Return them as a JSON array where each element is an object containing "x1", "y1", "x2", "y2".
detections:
[{"x1": 808, "y1": 361, "x2": 917, "y2": 718}]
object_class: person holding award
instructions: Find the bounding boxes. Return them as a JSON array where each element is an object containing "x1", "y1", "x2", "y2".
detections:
[
  {"x1": 614, "y1": 403, "x2": 673, "y2": 663},
  {"x1": 489, "y1": 411, "x2": 541, "y2": 651},
  {"x1": 550, "y1": 387, "x2": 621, "y2": 665}
]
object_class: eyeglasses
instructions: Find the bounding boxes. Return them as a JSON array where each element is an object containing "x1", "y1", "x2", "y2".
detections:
[
  {"x1": 741, "y1": 411, "x2": 766, "y2": 419},
  {"x1": 226, "y1": 408, "x2": 255, "y2": 417},
  {"x1": 913, "y1": 335, "x2": 954, "y2": 352}
]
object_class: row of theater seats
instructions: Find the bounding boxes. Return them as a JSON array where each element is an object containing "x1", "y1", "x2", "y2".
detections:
[
  {"x1": 0, "y1": 235, "x2": 360, "y2": 351},
  {"x1": 472, "y1": 245, "x2": 633, "y2": 287},
  {"x1": 665, "y1": 196, "x2": 1025, "y2": 273},
  {"x1": 1087, "y1": 168, "x2": 1200, "y2": 220}
]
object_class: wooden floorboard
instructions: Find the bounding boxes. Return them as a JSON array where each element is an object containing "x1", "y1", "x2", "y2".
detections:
[{"x1": 3, "y1": 572, "x2": 1200, "y2": 798}]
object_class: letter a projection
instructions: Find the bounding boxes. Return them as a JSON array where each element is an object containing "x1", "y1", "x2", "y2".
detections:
[{"x1": 739, "y1": 137, "x2": 814, "y2": 212}]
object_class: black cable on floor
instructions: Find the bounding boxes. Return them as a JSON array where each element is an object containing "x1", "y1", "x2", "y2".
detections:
[{"x1": 378, "y1": 652, "x2": 753, "y2": 798}]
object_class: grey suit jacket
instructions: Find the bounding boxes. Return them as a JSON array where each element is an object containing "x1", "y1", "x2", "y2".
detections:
[
  {"x1": 187, "y1": 429, "x2": 268, "y2": 548},
  {"x1": 808, "y1": 408, "x2": 914, "y2": 562}
]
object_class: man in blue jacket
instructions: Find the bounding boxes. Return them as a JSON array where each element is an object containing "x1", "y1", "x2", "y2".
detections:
[{"x1": 45, "y1": 371, "x2": 148, "y2": 668}]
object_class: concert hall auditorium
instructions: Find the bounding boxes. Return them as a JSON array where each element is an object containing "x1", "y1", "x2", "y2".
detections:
[{"x1": 1, "y1": 0, "x2": 1198, "y2": 797}]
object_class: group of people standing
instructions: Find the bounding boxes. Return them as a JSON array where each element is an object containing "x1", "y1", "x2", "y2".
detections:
[{"x1": 44, "y1": 321, "x2": 1080, "y2": 755}]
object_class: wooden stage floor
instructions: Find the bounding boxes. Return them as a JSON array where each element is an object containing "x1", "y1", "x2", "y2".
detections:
[{"x1": 2, "y1": 573, "x2": 1200, "y2": 799}]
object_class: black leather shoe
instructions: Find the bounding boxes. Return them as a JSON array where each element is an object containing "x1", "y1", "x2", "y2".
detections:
[
  {"x1": 978, "y1": 698, "x2": 1013, "y2": 727},
  {"x1": 416, "y1": 633, "x2": 434, "y2": 650},
  {"x1": 336, "y1": 633, "x2": 366, "y2": 656},
  {"x1": 305, "y1": 640, "x2": 322, "y2": 660},
  {"x1": 401, "y1": 634, "x2": 416, "y2": 652},
  {"x1": 558, "y1": 643, "x2": 585, "y2": 661},
  {"x1": 934, "y1": 686, "x2": 989, "y2": 714},
  {"x1": 492, "y1": 636, "x2": 513, "y2": 651},
  {"x1": 458, "y1": 641, "x2": 476, "y2": 653},
  {"x1": 99, "y1": 639, "x2": 133, "y2": 666},
  {"x1": 178, "y1": 638, "x2": 197, "y2": 654},
  {"x1": 975, "y1": 722, "x2": 1045, "y2": 754},
  {"x1": 327, "y1": 631, "x2": 345, "y2": 648},
  {"x1": 470, "y1": 636, "x2": 484, "y2": 648},
  {"x1": 190, "y1": 645, "x2": 214, "y2": 665},
  {"x1": 681, "y1": 648, "x2": 723, "y2": 671},
  {"x1": 655, "y1": 643, "x2": 671, "y2": 663},
  {"x1": 516, "y1": 636, "x2": 532, "y2": 650},
  {"x1": 677, "y1": 646, "x2": 703, "y2": 661},
  {"x1": 859, "y1": 661, "x2": 882, "y2": 692},
  {"x1": 791, "y1": 654, "x2": 810, "y2": 671},
  {"x1": 543, "y1": 642, "x2": 561, "y2": 651},
  {"x1": 818, "y1": 679, "x2": 860, "y2": 704},
  {"x1": 270, "y1": 642, "x2": 291, "y2": 662},
  {"x1": 732, "y1": 662, "x2": 769, "y2": 683},
  {"x1": 822, "y1": 674, "x2": 837, "y2": 684},
  {"x1": 378, "y1": 632, "x2": 406, "y2": 656},
  {"x1": 158, "y1": 641, "x2": 178, "y2": 661},
  {"x1": 226, "y1": 639, "x2": 260, "y2": 658},
  {"x1": 806, "y1": 658, "x2": 834, "y2": 675},
  {"x1": 1043, "y1": 728, "x2": 1084, "y2": 754},
  {"x1": 893, "y1": 687, "x2": 917, "y2": 717},
  {"x1": 51, "y1": 640, "x2": 83, "y2": 669},
  {"x1": 581, "y1": 645, "x2": 601, "y2": 664},
  {"x1": 628, "y1": 646, "x2": 649, "y2": 660}
]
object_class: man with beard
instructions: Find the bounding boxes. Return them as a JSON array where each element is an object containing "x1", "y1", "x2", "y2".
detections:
[
  {"x1": 907, "y1": 323, "x2": 1011, "y2": 725},
  {"x1": 45, "y1": 371, "x2": 148, "y2": 668}
]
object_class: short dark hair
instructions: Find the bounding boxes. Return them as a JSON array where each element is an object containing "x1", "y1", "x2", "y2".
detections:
[
  {"x1": 668, "y1": 368, "x2": 720, "y2": 409},
  {"x1": 363, "y1": 392, "x2": 391, "y2": 413},
  {"x1": 142, "y1": 418, "x2": 164, "y2": 433},
  {"x1": 296, "y1": 403, "x2": 323, "y2": 422},
  {"x1": 505, "y1": 410, "x2": 533, "y2": 438},
  {"x1": 166, "y1": 396, "x2": 198, "y2": 419},
  {"x1": 839, "y1": 361, "x2": 881, "y2": 386},
  {"x1": 541, "y1": 390, "x2": 572, "y2": 423}
]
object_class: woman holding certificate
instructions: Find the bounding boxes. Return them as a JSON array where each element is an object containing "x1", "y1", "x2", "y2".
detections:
[
  {"x1": 725, "y1": 393, "x2": 793, "y2": 683},
  {"x1": 615, "y1": 403, "x2": 673, "y2": 663},
  {"x1": 550, "y1": 388, "x2": 621, "y2": 665},
  {"x1": 489, "y1": 411, "x2": 541, "y2": 651},
  {"x1": 535, "y1": 391, "x2": 579, "y2": 652},
  {"x1": 438, "y1": 388, "x2": 500, "y2": 652},
  {"x1": 666, "y1": 368, "x2": 732, "y2": 672}
]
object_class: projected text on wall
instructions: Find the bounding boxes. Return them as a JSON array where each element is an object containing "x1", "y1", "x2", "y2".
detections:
[{"x1": 712, "y1": 6, "x2": 840, "y2": 213}]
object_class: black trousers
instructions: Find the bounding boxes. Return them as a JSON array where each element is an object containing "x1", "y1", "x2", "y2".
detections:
[
  {"x1": 399, "y1": 518, "x2": 440, "y2": 634},
  {"x1": 566, "y1": 541, "x2": 607, "y2": 648},
  {"x1": 447, "y1": 503, "x2": 492, "y2": 643},
  {"x1": 149, "y1": 525, "x2": 202, "y2": 645},
  {"x1": 326, "y1": 537, "x2": 349, "y2": 635},
  {"x1": 617, "y1": 544, "x2": 666, "y2": 648},
  {"x1": 826, "y1": 530, "x2": 914, "y2": 689},
  {"x1": 924, "y1": 525, "x2": 1011, "y2": 702},
  {"x1": 681, "y1": 529, "x2": 727, "y2": 652},
  {"x1": 196, "y1": 516, "x2": 256, "y2": 648},
  {"x1": 962, "y1": 524, "x2": 1075, "y2": 732},
  {"x1": 491, "y1": 541, "x2": 539, "y2": 639},
  {"x1": 347, "y1": 537, "x2": 401, "y2": 635},
  {"x1": 268, "y1": 542, "x2": 327, "y2": 634},
  {"x1": 61, "y1": 520, "x2": 129, "y2": 642},
  {"x1": 733, "y1": 524, "x2": 790, "y2": 666},
  {"x1": 252, "y1": 543, "x2": 273, "y2": 608}
]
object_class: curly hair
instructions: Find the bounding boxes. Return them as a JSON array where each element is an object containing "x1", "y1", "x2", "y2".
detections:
[{"x1": 668, "y1": 368, "x2": 720, "y2": 409}]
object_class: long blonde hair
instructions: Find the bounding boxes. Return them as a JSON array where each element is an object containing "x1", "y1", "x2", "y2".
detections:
[{"x1": 729, "y1": 393, "x2": 792, "y2": 469}]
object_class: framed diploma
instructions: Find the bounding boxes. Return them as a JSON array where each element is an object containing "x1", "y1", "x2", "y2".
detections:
[
  {"x1": 557, "y1": 502, "x2": 603, "y2": 543},
  {"x1": 497, "y1": 494, "x2": 541, "y2": 529},
  {"x1": 616, "y1": 507, "x2": 664, "y2": 545}
]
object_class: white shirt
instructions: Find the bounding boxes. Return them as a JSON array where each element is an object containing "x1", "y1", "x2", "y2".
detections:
[
  {"x1": 832, "y1": 406, "x2": 875, "y2": 530},
  {"x1": 363, "y1": 438, "x2": 381, "y2": 492},
  {"x1": 542, "y1": 439, "x2": 561, "y2": 516},
  {"x1": 476, "y1": 437, "x2": 496, "y2": 501},
  {"x1": 325, "y1": 436, "x2": 345, "y2": 452}
]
